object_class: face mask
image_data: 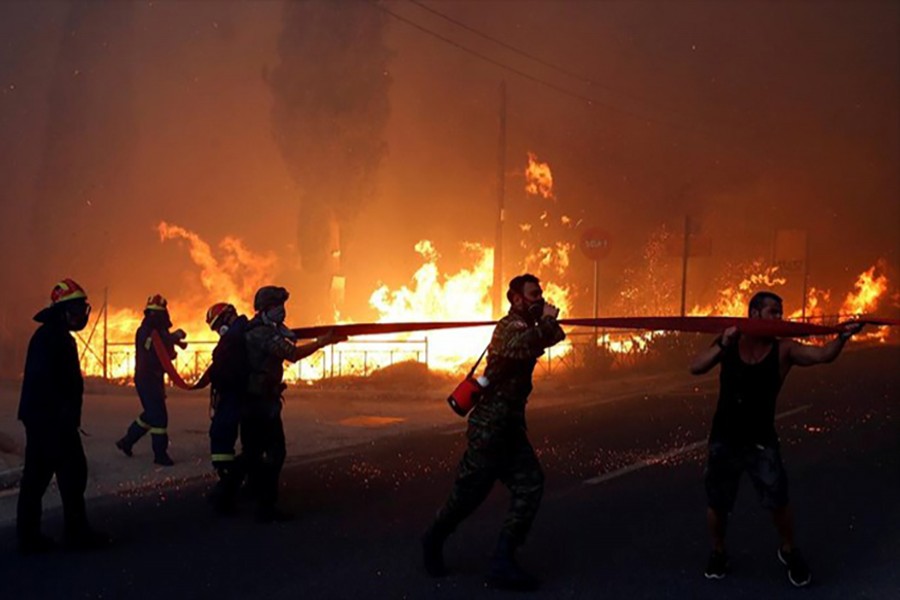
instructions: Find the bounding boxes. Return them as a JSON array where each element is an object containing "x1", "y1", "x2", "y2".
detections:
[
  {"x1": 67, "y1": 303, "x2": 91, "y2": 332},
  {"x1": 266, "y1": 306, "x2": 286, "y2": 324},
  {"x1": 526, "y1": 298, "x2": 545, "y2": 321},
  {"x1": 217, "y1": 325, "x2": 229, "y2": 337}
]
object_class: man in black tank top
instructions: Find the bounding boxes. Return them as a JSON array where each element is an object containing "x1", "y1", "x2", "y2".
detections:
[{"x1": 690, "y1": 291, "x2": 863, "y2": 587}]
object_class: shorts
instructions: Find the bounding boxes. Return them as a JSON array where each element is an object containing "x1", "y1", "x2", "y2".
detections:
[{"x1": 704, "y1": 441, "x2": 789, "y2": 512}]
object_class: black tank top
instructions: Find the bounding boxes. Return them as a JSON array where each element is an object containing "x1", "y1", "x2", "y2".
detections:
[{"x1": 710, "y1": 340, "x2": 782, "y2": 446}]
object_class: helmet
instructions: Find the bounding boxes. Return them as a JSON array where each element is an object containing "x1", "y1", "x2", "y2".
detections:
[
  {"x1": 51, "y1": 278, "x2": 87, "y2": 305},
  {"x1": 253, "y1": 286, "x2": 289, "y2": 312},
  {"x1": 146, "y1": 294, "x2": 168, "y2": 312},
  {"x1": 206, "y1": 302, "x2": 236, "y2": 331},
  {"x1": 34, "y1": 278, "x2": 88, "y2": 323}
]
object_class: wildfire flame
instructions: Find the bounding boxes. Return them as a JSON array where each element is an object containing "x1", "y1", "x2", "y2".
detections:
[
  {"x1": 525, "y1": 151, "x2": 554, "y2": 199},
  {"x1": 369, "y1": 240, "x2": 495, "y2": 372},
  {"x1": 689, "y1": 262, "x2": 788, "y2": 317},
  {"x1": 840, "y1": 262, "x2": 889, "y2": 316},
  {"x1": 77, "y1": 222, "x2": 278, "y2": 381}
]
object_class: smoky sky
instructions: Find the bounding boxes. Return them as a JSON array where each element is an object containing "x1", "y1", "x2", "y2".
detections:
[
  {"x1": 269, "y1": 0, "x2": 391, "y2": 301},
  {"x1": 0, "y1": 0, "x2": 897, "y2": 374}
]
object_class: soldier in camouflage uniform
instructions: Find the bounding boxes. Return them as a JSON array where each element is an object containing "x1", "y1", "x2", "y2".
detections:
[
  {"x1": 423, "y1": 274, "x2": 565, "y2": 591},
  {"x1": 243, "y1": 286, "x2": 345, "y2": 522}
]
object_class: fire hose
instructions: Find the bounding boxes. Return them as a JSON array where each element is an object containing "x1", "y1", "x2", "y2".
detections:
[{"x1": 150, "y1": 316, "x2": 898, "y2": 391}]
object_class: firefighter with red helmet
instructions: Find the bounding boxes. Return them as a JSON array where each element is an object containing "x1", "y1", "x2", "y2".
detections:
[
  {"x1": 115, "y1": 294, "x2": 187, "y2": 466},
  {"x1": 17, "y1": 279, "x2": 110, "y2": 553},
  {"x1": 205, "y1": 302, "x2": 250, "y2": 515},
  {"x1": 242, "y1": 286, "x2": 345, "y2": 522}
]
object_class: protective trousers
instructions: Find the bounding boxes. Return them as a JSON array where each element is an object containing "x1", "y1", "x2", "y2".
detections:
[
  {"x1": 209, "y1": 390, "x2": 244, "y2": 508},
  {"x1": 120, "y1": 381, "x2": 169, "y2": 459},
  {"x1": 432, "y1": 424, "x2": 544, "y2": 546},
  {"x1": 241, "y1": 398, "x2": 286, "y2": 512},
  {"x1": 17, "y1": 426, "x2": 89, "y2": 543}
]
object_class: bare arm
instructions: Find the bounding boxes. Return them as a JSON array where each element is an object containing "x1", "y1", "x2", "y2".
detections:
[
  {"x1": 787, "y1": 322, "x2": 864, "y2": 367},
  {"x1": 690, "y1": 326, "x2": 739, "y2": 375}
]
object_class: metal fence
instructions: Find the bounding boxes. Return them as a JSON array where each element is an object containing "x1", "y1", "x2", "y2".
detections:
[{"x1": 85, "y1": 338, "x2": 430, "y2": 383}]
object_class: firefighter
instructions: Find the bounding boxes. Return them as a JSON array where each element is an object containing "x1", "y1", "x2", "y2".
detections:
[
  {"x1": 205, "y1": 302, "x2": 249, "y2": 515},
  {"x1": 17, "y1": 279, "x2": 110, "y2": 553},
  {"x1": 115, "y1": 294, "x2": 187, "y2": 466},
  {"x1": 243, "y1": 285, "x2": 345, "y2": 522},
  {"x1": 422, "y1": 274, "x2": 566, "y2": 591}
]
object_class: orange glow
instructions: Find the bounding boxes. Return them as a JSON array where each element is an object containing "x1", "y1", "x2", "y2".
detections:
[
  {"x1": 787, "y1": 287, "x2": 831, "y2": 321},
  {"x1": 75, "y1": 219, "x2": 895, "y2": 383},
  {"x1": 77, "y1": 222, "x2": 277, "y2": 382},
  {"x1": 839, "y1": 262, "x2": 890, "y2": 343},
  {"x1": 525, "y1": 151, "x2": 554, "y2": 199},
  {"x1": 689, "y1": 262, "x2": 788, "y2": 317},
  {"x1": 840, "y1": 262, "x2": 888, "y2": 316},
  {"x1": 369, "y1": 240, "x2": 496, "y2": 373}
]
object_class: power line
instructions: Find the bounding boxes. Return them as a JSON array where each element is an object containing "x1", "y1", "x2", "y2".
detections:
[
  {"x1": 405, "y1": 0, "x2": 737, "y2": 132},
  {"x1": 375, "y1": 1, "x2": 737, "y2": 145},
  {"x1": 406, "y1": 0, "x2": 593, "y2": 86}
]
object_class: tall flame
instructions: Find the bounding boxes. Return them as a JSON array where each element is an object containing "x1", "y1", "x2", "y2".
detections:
[
  {"x1": 840, "y1": 262, "x2": 888, "y2": 316},
  {"x1": 157, "y1": 221, "x2": 276, "y2": 315},
  {"x1": 369, "y1": 241, "x2": 495, "y2": 372},
  {"x1": 525, "y1": 151, "x2": 554, "y2": 199}
]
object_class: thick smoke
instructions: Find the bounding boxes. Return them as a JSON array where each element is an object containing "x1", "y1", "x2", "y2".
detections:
[
  {"x1": 0, "y1": 1, "x2": 136, "y2": 376},
  {"x1": 269, "y1": 0, "x2": 391, "y2": 312},
  {"x1": 30, "y1": 2, "x2": 137, "y2": 287}
]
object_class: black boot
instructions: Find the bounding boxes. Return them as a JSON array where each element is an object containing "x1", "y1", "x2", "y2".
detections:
[
  {"x1": 209, "y1": 464, "x2": 243, "y2": 516},
  {"x1": 115, "y1": 438, "x2": 133, "y2": 457},
  {"x1": 486, "y1": 533, "x2": 540, "y2": 591},
  {"x1": 421, "y1": 523, "x2": 450, "y2": 577},
  {"x1": 151, "y1": 433, "x2": 173, "y2": 466}
]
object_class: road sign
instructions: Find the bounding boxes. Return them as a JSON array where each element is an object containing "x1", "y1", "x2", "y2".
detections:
[{"x1": 580, "y1": 227, "x2": 612, "y2": 261}]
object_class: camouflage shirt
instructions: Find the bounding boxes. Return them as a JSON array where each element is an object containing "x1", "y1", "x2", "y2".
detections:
[
  {"x1": 470, "y1": 309, "x2": 566, "y2": 428},
  {"x1": 244, "y1": 315, "x2": 297, "y2": 398}
]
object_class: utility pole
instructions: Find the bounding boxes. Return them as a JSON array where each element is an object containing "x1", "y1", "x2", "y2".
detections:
[
  {"x1": 493, "y1": 81, "x2": 507, "y2": 319},
  {"x1": 103, "y1": 286, "x2": 108, "y2": 380},
  {"x1": 801, "y1": 233, "x2": 810, "y2": 320},
  {"x1": 679, "y1": 215, "x2": 690, "y2": 317}
]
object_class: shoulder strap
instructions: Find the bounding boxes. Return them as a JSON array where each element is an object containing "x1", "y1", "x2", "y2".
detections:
[{"x1": 466, "y1": 343, "x2": 490, "y2": 379}]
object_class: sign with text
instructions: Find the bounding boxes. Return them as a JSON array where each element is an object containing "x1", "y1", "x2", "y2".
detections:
[
  {"x1": 580, "y1": 227, "x2": 612, "y2": 261},
  {"x1": 773, "y1": 229, "x2": 807, "y2": 273}
]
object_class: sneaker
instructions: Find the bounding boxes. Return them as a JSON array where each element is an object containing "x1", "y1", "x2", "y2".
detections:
[
  {"x1": 704, "y1": 550, "x2": 728, "y2": 580},
  {"x1": 115, "y1": 439, "x2": 133, "y2": 457},
  {"x1": 778, "y1": 547, "x2": 811, "y2": 587},
  {"x1": 153, "y1": 454, "x2": 175, "y2": 467}
]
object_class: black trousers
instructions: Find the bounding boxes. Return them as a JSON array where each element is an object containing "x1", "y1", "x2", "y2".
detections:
[
  {"x1": 241, "y1": 401, "x2": 286, "y2": 510},
  {"x1": 17, "y1": 425, "x2": 89, "y2": 541}
]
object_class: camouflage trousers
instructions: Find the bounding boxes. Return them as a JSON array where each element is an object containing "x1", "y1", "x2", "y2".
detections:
[{"x1": 433, "y1": 422, "x2": 544, "y2": 545}]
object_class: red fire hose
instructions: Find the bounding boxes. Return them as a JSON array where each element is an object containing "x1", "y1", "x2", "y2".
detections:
[{"x1": 152, "y1": 316, "x2": 897, "y2": 391}]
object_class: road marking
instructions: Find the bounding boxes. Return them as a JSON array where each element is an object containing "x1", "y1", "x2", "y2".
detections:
[
  {"x1": 337, "y1": 416, "x2": 406, "y2": 428},
  {"x1": 582, "y1": 404, "x2": 812, "y2": 485}
]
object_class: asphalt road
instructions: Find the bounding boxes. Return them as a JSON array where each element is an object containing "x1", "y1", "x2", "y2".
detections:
[{"x1": 1, "y1": 346, "x2": 897, "y2": 599}]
